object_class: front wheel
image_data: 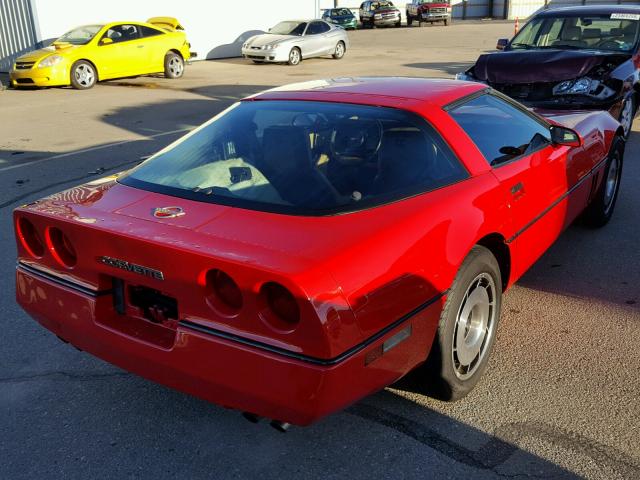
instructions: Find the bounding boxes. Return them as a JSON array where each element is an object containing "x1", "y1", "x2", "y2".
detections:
[
  {"x1": 164, "y1": 52, "x2": 184, "y2": 79},
  {"x1": 407, "y1": 13, "x2": 413, "y2": 26},
  {"x1": 70, "y1": 60, "x2": 97, "y2": 90},
  {"x1": 444, "y1": 18, "x2": 449, "y2": 26},
  {"x1": 287, "y1": 47, "x2": 301, "y2": 66},
  {"x1": 582, "y1": 136, "x2": 624, "y2": 228},
  {"x1": 332, "y1": 41, "x2": 345, "y2": 59},
  {"x1": 419, "y1": 246, "x2": 502, "y2": 401}
]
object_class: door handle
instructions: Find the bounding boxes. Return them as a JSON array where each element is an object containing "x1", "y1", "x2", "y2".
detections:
[{"x1": 510, "y1": 182, "x2": 525, "y2": 197}]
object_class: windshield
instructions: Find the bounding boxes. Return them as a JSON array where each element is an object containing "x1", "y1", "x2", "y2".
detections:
[
  {"x1": 510, "y1": 14, "x2": 639, "y2": 52},
  {"x1": 57, "y1": 25, "x2": 103, "y2": 45},
  {"x1": 331, "y1": 9, "x2": 352, "y2": 17},
  {"x1": 269, "y1": 21, "x2": 307, "y2": 36},
  {"x1": 119, "y1": 101, "x2": 468, "y2": 215},
  {"x1": 372, "y1": 2, "x2": 394, "y2": 10}
]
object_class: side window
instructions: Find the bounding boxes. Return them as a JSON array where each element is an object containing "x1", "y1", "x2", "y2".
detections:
[
  {"x1": 140, "y1": 26, "x2": 163, "y2": 38},
  {"x1": 307, "y1": 22, "x2": 325, "y2": 35},
  {"x1": 290, "y1": 22, "x2": 307, "y2": 36},
  {"x1": 317, "y1": 22, "x2": 331, "y2": 33},
  {"x1": 449, "y1": 94, "x2": 551, "y2": 166},
  {"x1": 102, "y1": 24, "x2": 140, "y2": 43}
]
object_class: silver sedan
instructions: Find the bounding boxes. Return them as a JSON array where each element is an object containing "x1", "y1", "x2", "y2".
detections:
[{"x1": 241, "y1": 20, "x2": 350, "y2": 66}]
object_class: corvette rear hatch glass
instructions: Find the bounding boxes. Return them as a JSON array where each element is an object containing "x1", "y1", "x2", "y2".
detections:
[{"x1": 119, "y1": 100, "x2": 467, "y2": 215}]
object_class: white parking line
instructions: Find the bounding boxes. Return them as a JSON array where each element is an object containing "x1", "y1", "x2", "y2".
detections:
[{"x1": 0, "y1": 128, "x2": 191, "y2": 173}]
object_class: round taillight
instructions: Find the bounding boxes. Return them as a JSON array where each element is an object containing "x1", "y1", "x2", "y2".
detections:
[
  {"x1": 260, "y1": 282, "x2": 300, "y2": 331},
  {"x1": 46, "y1": 227, "x2": 77, "y2": 268},
  {"x1": 16, "y1": 217, "x2": 45, "y2": 258},
  {"x1": 205, "y1": 269, "x2": 243, "y2": 315}
]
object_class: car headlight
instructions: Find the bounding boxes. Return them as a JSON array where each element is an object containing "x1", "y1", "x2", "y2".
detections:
[
  {"x1": 242, "y1": 43, "x2": 248, "y2": 49},
  {"x1": 264, "y1": 44, "x2": 278, "y2": 50},
  {"x1": 553, "y1": 77, "x2": 594, "y2": 95},
  {"x1": 374, "y1": 13, "x2": 382, "y2": 19},
  {"x1": 38, "y1": 55, "x2": 63, "y2": 68}
]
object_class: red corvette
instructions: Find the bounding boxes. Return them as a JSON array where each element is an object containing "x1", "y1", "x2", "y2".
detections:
[{"x1": 15, "y1": 78, "x2": 624, "y2": 429}]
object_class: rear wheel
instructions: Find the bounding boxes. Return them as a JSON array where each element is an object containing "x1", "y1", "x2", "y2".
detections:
[
  {"x1": 333, "y1": 41, "x2": 346, "y2": 59},
  {"x1": 419, "y1": 246, "x2": 502, "y2": 401},
  {"x1": 70, "y1": 60, "x2": 96, "y2": 90},
  {"x1": 287, "y1": 47, "x2": 301, "y2": 66},
  {"x1": 583, "y1": 136, "x2": 624, "y2": 228},
  {"x1": 164, "y1": 52, "x2": 184, "y2": 79}
]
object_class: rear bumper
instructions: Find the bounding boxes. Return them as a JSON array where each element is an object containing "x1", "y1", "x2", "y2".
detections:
[{"x1": 16, "y1": 263, "x2": 441, "y2": 425}]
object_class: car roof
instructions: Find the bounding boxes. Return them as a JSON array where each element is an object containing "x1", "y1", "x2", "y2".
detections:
[
  {"x1": 537, "y1": 5, "x2": 640, "y2": 17},
  {"x1": 250, "y1": 77, "x2": 486, "y2": 108}
]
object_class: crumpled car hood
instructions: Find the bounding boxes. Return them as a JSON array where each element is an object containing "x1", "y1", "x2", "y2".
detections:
[{"x1": 473, "y1": 49, "x2": 629, "y2": 84}]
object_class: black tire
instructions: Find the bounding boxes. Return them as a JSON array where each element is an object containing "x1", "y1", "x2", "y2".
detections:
[
  {"x1": 70, "y1": 60, "x2": 97, "y2": 90},
  {"x1": 582, "y1": 136, "x2": 624, "y2": 228},
  {"x1": 419, "y1": 246, "x2": 502, "y2": 401},
  {"x1": 407, "y1": 13, "x2": 413, "y2": 26},
  {"x1": 164, "y1": 52, "x2": 184, "y2": 79},
  {"x1": 332, "y1": 41, "x2": 346, "y2": 59},
  {"x1": 370, "y1": 18, "x2": 376, "y2": 29},
  {"x1": 395, "y1": 19, "x2": 401, "y2": 27},
  {"x1": 287, "y1": 47, "x2": 301, "y2": 66},
  {"x1": 444, "y1": 18, "x2": 449, "y2": 26}
]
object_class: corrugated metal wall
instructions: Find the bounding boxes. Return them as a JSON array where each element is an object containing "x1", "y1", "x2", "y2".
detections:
[{"x1": 0, "y1": 0, "x2": 39, "y2": 72}]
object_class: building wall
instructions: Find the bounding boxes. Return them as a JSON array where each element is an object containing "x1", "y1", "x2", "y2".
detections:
[{"x1": 0, "y1": 0, "x2": 40, "y2": 72}]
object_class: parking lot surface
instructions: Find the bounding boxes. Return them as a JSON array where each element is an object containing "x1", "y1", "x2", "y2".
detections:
[{"x1": 1, "y1": 22, "x2": 639, "y2": 479}]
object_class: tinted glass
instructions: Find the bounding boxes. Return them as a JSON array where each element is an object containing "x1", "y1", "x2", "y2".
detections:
[
  {"x1": 120, "y1": 101, "x2": 468, "y2": 215},
  {"x1": 331, "y1": 9, "x2": 353, "y2": 16},
  {"x1": 307, "y1": 22, "x2": 325, "y2": 35},
  {"x1": 102, "y1": 24, "x2": 140, "y2": 43},
  {"x1": 58, "y1": 25, "x2": 103, "y2": 45},
  {"x1": 511, "y1": 14, "x2": 639, "y2": 52},
  {"x1": 449, "y1": 94, "x2": 551, "y2": 166},
  {"x1": 141, "y1": 26, "x2": 163, "y2": 37}
]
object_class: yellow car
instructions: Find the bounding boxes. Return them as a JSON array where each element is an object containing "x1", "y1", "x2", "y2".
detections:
[{"x1": 10, "y1": 17, "x2": 193, "y2": 90}]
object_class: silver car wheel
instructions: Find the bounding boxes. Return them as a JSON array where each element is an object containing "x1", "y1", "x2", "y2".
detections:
[
  {"x1": 168, "y1": 56, "x2": 184, "y2": 77},
  {"x1": 334, "y1": 42, "x2": 345, "y2": 58},
  {"x1": 74, "y1": 64, "x2": 95, "y2": 87},
  {"x1": 619, "y1": 98, "x2": 633, "y2": 138},
  {"x1": 603, "y1": 154, "x2": 620, "y2": 214},
  {"x1": 452, "y1": 272, "x2": 497, "y2": 380},
  {"x1": 289, "y1": 48, "x2": 301, "y2": 65}
]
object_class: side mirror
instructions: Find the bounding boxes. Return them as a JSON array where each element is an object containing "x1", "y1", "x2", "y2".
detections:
[
  {"x1": 100, "y1": 37, "x2": 113, "y2": 45},
  {"x1": 551, "y1": 126, "x2": 581, "y2": 147},
  {"x1": 496, "y1": 38, "x2": 508, "y2": 50}
]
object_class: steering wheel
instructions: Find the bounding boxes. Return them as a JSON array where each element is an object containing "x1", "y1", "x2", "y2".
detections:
[
  {"x1": 329, "y1": 118, "x2": 383, "y2": 164},
  {"x1": 595, "y1": 39, "x2": 622, "y2": 50}
]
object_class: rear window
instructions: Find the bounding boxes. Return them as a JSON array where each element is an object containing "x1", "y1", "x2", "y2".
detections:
[{"x1": 119, "y1": 101, "x2": 468, "y2": 215}]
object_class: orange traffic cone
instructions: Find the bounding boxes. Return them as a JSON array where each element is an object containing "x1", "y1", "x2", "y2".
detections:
[{"x1": 514, "y1": 17, "x2": 520, "y2": 35}]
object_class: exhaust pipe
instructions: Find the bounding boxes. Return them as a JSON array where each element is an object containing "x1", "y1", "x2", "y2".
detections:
[{"x1": 270, "y1": 420, "x2": 291, "y2": 433}]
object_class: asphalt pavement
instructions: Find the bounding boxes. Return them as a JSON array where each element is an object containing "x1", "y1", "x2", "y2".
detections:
[{"x1": 1, "y1": 22, "x2": 639, "y2": 479}]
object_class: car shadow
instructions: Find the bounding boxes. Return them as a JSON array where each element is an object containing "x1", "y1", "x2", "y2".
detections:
[{"x1": 206, "y1": 30, "x2": 266, "y2": 59}]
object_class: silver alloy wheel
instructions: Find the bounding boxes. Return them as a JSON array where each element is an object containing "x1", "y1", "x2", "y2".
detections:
[
  {"x1": 289, "y1": 48, "x2": 300, "y2": 65},
  {"x1": 74, "y1": 64, "x2": 95, "y2": 87},
  {"x1": 619, "y1": 98, "x2": 633, "y2": 137},
  {"x1": 452, "y1": 272, "x2": 497, "y2": 380},
  {"x1": 335, "y1": 42, "x2": 345, "y2": 58},
  {"x1": 603, "y1": 154, "x2": 620, "y2": 215},
  {"x1": 168, "y1": 56, "x2": 184, "y2": 77}
]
